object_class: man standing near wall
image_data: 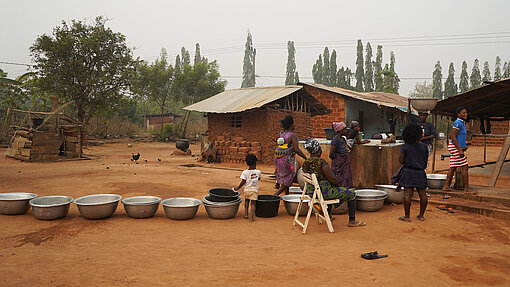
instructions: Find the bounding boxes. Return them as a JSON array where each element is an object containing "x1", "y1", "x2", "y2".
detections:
[{"x1": 409, "y1": 112, "x2": 438, "y2": 156}]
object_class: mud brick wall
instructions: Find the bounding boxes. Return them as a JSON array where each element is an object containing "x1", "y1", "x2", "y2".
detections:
[
  {"x1": 302, "y1": 86, "x2": 346, "y2": 138},
  {"x1": 208, "y1": 109, "x2": 311, "y2": 164},
  {"x1": 469, "y1": 120, "x2": 509, "y2": 147}
]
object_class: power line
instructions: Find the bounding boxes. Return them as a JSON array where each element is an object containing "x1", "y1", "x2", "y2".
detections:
[{"x1": 0, "y1": 61, "x2": 33, "y2": 66}]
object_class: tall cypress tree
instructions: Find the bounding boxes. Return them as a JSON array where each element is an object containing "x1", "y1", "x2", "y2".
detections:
[
  {"x1": 329, "y1": 50, "x2": 338, "y2": 87},
  {"x1": 470, "y1": 59, "x2": 481, "y2": 89},
  {"x1": 364, "y1": 42, "x2": 374, "y2": 92},
  {"x1": 355, "y1": 40, "x2": 364, "y2": 92},
  {"x1": 323, "y1": 47, "x2": 330, "y2": 85},
  {"x1": 241, "y1": 32, "x2": 256, "y2": 88},
  {"x1": 459, "y1": 61, "x2": 469, "y2": 92},
  {"x1": 175, "y1": 54, "x2": 181, "y2": 72},
  {"x1": 285, "y1": 41, "x2": 297, "y2": 85},
  {"x1": 482, "y1": 61, "x2": 491, "y2": 82},
  {"x1": 312, "y1": 55, "x2": 323, "y2": 84},
  {"x1": 194, "y1": 43, "x2": 202, "y2": 65},
  {"x1": 374, "y1": 45, "x2": 383, "y2": 91},
  {"x1": 389, "y1": 51, "x2": 400, "y2": 94},
  {"x1": 181, "y1": 47, "x2": 190, "y2": 66},
  {"x1": 432, "y1": 61, "x2": 443, "y2": 99},
  {"x1": 444, "y1": 62, "x2": 457, "y2": 98},
  {"x1": 503, "y1": 61, "x2": 510, "y2": 78},
  {"x1": 494, "y1": 56, "x2": 502, "y2": 81},
  {"x1": 295, "y1": 71, "x2": 300, "y2": 83}
]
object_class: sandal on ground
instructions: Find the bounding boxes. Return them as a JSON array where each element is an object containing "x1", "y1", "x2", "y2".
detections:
[
  {"x1": 416, "y1": 215, "x2": 425, "y2": 221},
  {"x1": 447, "y1": 207, "x2": 455, "y2": 213},
  {"x1": 348, "y1": 220, "x2": 365, "y2": 227},
  {"x1": 361, "y1": 251, "x2": 388, "y2": 260},
  {"x1": 436, "y1": 205, "x2": 448, "y2": 211},
  {"x1": 442, "y1": 187, "x2": 455, "y2": 192},
  {"x1": 398, "y1": 216, "x2": 411, "y2": 222}
]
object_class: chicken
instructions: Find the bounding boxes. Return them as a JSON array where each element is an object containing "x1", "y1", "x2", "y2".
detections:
[{"x1": 131, "y1": 153, "x2": 140, "y2": 162}]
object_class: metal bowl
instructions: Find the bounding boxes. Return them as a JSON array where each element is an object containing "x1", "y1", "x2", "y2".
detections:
[
  {"x1": 29, "y1": 196, "x2": 73, "y2": 220},
  {"x1": 74, "y1": 194, "x2": 122, "y2": 219},
  {"x1": 356, "y1": 197, "x2": 386, "y2": 212},
  {"x1": 355, "y1": 189, "x2": 388, "y2": 199},
  {"x1": 409, "y1": 98, "x2": 438, "y2": 112},
  {"x1": 376, "y1": 185, "x2": 404, "y2": 204},
  {"x1": 122, "y1": 196, "x2": 162, "y2": 219},
  {"x1": 281, "y1": 195, "x2": 309, "y2": 216},
  {"x1": 0, "y1": 193, "x2": 38, "y2": 215},
  {"x1": 427, "y1": 174, "x2": 447, "y2": 189},
  {"x1": 288, "y1": 187, "x2": 303, "y2": 195},
  {"x1": 203, "y1": 201, "x2": 240, "y2": 219},
  {"x1": 161, "y1": 197, "x2": 201, "y2": 220}
]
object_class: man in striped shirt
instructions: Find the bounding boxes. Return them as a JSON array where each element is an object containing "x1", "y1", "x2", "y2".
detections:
[{"x1": 443, "y1": 107, "x2": 472, "y2": 193}]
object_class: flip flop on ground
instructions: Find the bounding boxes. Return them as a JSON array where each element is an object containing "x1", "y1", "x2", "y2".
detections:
[
  {"x1": 348, "y1": 220, "x2": 365, "y2": 227},
  {"x1": 398, "y1": 216, "x2": 411, "y2": 222},
  {"x1": 361, "y1": 251, "x2": 388, "y2": 260}
]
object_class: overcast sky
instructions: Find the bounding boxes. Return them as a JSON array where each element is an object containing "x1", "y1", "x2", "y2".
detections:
[{"x1": 1, "y1": 0, "x2": 509, "y2": 96}]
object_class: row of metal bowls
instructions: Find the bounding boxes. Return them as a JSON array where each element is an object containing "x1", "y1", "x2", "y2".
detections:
[{"x1": 0, "y1": 193, "x2": 202, "y2": 221}]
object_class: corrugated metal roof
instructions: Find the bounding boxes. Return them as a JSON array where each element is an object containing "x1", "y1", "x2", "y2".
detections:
[{"x1": 300, "y1": 82, "x2": 411, "y2": 113}]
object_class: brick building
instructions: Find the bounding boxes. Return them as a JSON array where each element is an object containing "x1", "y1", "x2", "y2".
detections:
[
  {"x1": 184, "y1": 86, "x2": 329, "y2": 164},
  {"x1": 143, "y1": 113, "x2": 182, "y2": 131},
  {"x1": 299, "y1": 83, "x2": 411, "y2": 138}
]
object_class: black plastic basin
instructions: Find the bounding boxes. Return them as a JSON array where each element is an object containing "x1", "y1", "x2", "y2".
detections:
[
  {"x1": 255, "y1": 194, "x2": 281, "y2": 218},
  {"x1": 208, "y1": 188, "x2": 240, "y2": 202}
]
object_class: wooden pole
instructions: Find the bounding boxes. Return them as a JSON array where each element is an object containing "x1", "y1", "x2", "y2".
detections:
[
  {"x1": 432, "y1": 114, "x2": 437, "y2": 172},
  {"x1": 484, "y1": 135, "x2": 487, "y2": 163},
  {"x1": 488, "y1": 122, "x2": 510, "y2": 186}
]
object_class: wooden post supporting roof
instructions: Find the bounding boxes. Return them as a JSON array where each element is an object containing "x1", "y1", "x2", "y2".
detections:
[{"x1": 488, "y1": 121, "x2": 510, "y2": 186}]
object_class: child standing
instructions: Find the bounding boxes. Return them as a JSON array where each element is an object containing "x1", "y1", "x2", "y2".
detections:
[
  {"x1": 398, "y1": 123, "x2": 429, "y2": 222},
  {"x1": 234, "y1": 154, "x2": 262, "y2": 222}
]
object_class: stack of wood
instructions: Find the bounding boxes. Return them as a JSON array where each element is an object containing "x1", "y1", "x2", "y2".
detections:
[
  {"x1": 214, "y1": 135, "x2": 262, "y2": 163},
  {"x1": 6, "y1": 131, "x2": 62, "y2": 162}
]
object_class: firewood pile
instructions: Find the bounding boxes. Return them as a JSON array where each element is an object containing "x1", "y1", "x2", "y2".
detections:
[{"x1": 214, "y1": 135, "x2": 262, "y2": 164}]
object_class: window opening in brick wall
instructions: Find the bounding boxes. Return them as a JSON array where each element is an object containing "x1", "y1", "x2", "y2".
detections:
[{"x1": 231, "y1": 115, "x2": 242, "y2": 127}]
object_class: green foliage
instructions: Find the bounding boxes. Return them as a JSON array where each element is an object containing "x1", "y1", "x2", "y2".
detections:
[
  {"x1": 470, "y1": 59, "x2": 481, "y2": 89},
  {"x1": 241, "y1": 32, "x2": 256, "y2": 88},
  {"x1": 364, "y1": 42, "x2": 374, "y2": 92},
  {"x1": 494, "y1": 56, "x2": 502, "y2": 81},
  {"x1": 181, "y1": 47, "x2": 191, "y2": 66},
  {"x1": 379, "y1": 63, "x2": 400, "y2": 94},
  {"x1": 389, "y1": 51, "x2": 399, "y2": 93},
  {"x1": 285, "y1": 41, "x2": 297, "y2": 85},
  {"x1": 323, "y1": 47, "x2": 330, "y2": 86},
  {"x1": 295, "y1": 71, "x2": 300, "y2": 83},
  {"x1": 329, "y1": 50, "x2": 337, "y2": 87},
  {"x1": 355, "y1": 40, "x2": 364, "y2": 92},
  {"x1": 432, "y1": 61, "x2": 443, "y2": 99},
  {"x1": 482, "y1": 61, "x2": 491, "y2": 82},
  {"x1": 312, "y1": 54, "x2": 323, "y2": 84},
  {"x1": 409, "y1": 81, "x2": 433, "y2": 98},
  {"x1": 194, "y1": 43, "x2": 203, "y2": 66},
  {"x1": 312, "y1": 47, "x2": 338, "y2": 87},
  {"x1": 374, "y1": 45, "x2": 383, "y2": 91},
  {"x1": 444, "y1": 62, "x2": 457, "y2": 98},
  {"x1": 337, "y1": 67, "x2": 353, "y2": 89},
  {"x1": 0, "y1": 68, "x2": 6, "y2": 78},
  {"x1": 504, "y1": 61, "x2": 510, "y2": 78},
  {"x1": 30, "y1": 17, "x2": 137, "y2": 124},
  {"x1": 459, "y1": 61, "x2": 469, "y2": 93}
]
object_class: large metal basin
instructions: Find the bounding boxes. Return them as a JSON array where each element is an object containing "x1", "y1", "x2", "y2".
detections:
[
  {"x1": 427, "y1": 174, "x2": 447, "y2": 189},
  {"x1": 288, "y1": 187, "x2": 303, "y2": 195},
  {"x1": 0, "y1": 193, "x2": 38, "y2": 215},
  {"x1": 331, "y1": 202, "x2": 348, "y2": 215},
  {"x1": 355, "y1": 189, "x2": 388, "y2": 199},
  {"x1": 30, "y1": 196, "x2": 73, "y2": 220},
  {"x1": 409, "y1": 98, "x2": 438, "y2": 112},
  {"x1": 281, "y1": 195, "x2": 309, "y2": 216},
  {"x1": 122, "y1": 196, "x2": 161, "y2": 219},
  {"x1": 74, "y1": 194, "x2": 122, "y2": 219},
  {"x1": 161, "y1": 197, "x2": 201, "y2": 220},
  {"x1": 376, "y1": 185, "x2": 404, "y2": 204},
  {"x1": 203, "y1": 201, "x2": 240, "y2": 219},
  {"x1": 356, "y1": 198, "x2": 386, "y2": 212}
]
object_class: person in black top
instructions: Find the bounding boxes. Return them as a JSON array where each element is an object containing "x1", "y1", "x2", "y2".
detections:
[
  {"x1": 408, "y1": 112, "x2": 438, "y2": 155},
  {"x1": 398, "y1": 123, "x2": 429, "y2": 222},
  {"x1": 348, "y1": 121, "x2": 370, "y2": 144}
]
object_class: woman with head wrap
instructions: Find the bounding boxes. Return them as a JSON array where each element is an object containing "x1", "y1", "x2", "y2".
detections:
[
  {"x1": 274, "y1": 115, "x2": 308, "y2": 196},
  {"x1": 329, "y1": 122, "x2": 353, "y2": 187},
  {"x1": 301, "y1": 139, "x2": 365, "y2": 227}
]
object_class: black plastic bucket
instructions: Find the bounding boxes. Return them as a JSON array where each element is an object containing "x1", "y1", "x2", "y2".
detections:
[
  {"x1": 255, "y1": 195, "x2": 281, "y2": 218},
  {"x1": 208, "y1": 188, "x2": 240, "y2": 202}
]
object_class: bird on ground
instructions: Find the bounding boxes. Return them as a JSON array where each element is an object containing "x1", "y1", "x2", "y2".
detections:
[
  {"x1": 157, "y1": 158, "x2": 161, "y2": 162},
  {"x1": 131, "y1": 153, "x2": 140, "y2": 163}
]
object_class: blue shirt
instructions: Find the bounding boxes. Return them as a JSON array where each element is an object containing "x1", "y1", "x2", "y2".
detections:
[
  {"x1": 451, "y1": 118, "x2": 467, "y2": 148},
  {"x1": 331, "y1": 136, "x2": 349, "y2": 154}
]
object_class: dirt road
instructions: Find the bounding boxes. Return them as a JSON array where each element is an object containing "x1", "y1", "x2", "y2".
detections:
[{"x1": 0, "y1": 142, "x2": 509, "y2": 286}]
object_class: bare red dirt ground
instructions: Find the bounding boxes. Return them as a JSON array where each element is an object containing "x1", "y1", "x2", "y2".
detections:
[{"x1": 0, "y1": 142, "x2": 509, "y2": 287}]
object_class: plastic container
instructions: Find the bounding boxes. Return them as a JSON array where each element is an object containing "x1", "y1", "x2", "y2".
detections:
[
  {"x1": 208, "y1": 188, "x2": 240, "y2": 202},
  {"x1": 255, "y1": 194, "x2": 281, "y2": 218},
  {"x1": 324, "y1": 128, "x2": 336, "y2": 140}
]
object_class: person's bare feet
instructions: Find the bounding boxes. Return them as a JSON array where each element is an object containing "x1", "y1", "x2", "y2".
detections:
[
  {"x1": 442, "y1": 187, "x2": 455, "y2": 192},
  {"x1": 250, "y1": 217, "x2": 255, "y2": 222},
  {"x1": 416, "y1": 215, "x2": 425, "y2": 221},
  {"x1": 244, "y1": 215, "x2": 249, "y2": 219}
]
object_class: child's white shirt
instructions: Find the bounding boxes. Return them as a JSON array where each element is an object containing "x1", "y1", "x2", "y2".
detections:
[{"x1": 240, "y1": 169, "x2": 262, "y2": 192}]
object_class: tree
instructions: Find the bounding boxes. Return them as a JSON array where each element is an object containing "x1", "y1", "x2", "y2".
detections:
[
  {"x1": 355, "y1": 40, "x2": 364, "y2": 92},
  {"x1": 181, "y1": 47, "x2": 191, "y2": 66},
  {"x1": 312, "y1": 54, "x2": 323, "y2": 84},
  {"x1": 444, "y1": 62, "x2": 458, "y2": 98},
  {"x1": 329, "y1": 50, "x2": 338, "y2": 87},
  {"x1": 470, "y1": 59, "x2": 481, "y2": 89},
  {"x1": 432, "y1": 61, "x2": 443, "y2": 99},
  {"x1": 482, "y1": 61, "x2": 491, "y2": 82},
  {"x1": 374, "y1": 45, "x2": 383, "y2": 91},
  {"x1": 241, "y1": 32, "x2": 256, "y2": 88},
  {"x1": 380, "y1": 64, "x2": 399, "y2": 94},
  {"x1": 194, "y1": 43, "x2": 203, "y2": 66},
  {"x1": 30, "y1": 17, "x2": 137, "y2": 124},
  {"x1": 409, "y1": 81, "x2": 433, "y2": 98},
  {"x1": 132, "y1": 48, "x2": 175, "y2": 135},
  {"x1": 323, "y1": 47, "x2": 330, "y2": 85},
  {"x1": 0, "y1": 68, "x2": 6, "y2": 78},
  {"x1": 285, "y1": 41, "x2": 297, "y2": 85},
  {"x1": 459, "y1": 61, "x2": 469, "y2": 93},
  {"x1": 295, "y1": 71, "x2": 300, "y2": 83},
  {"x1": 364, "y1": 42, "x2": 374, "y2": 92},
  {"x1": 494, "y1": 56, "x2": 502, "y2": 81},
  {"x1": 504, "y1": 61, "x2": 510, "y2": 78},
  {"x1": 175, "y1": 54, "x2": 181, "y2": 72},
  {"x1": 389, "y1": 51, "x2": 400, "y2": 93}
]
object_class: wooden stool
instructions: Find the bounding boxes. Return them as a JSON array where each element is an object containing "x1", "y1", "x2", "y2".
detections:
[{"x1": 293, "y1": 172, "x2": 339, "y2": 234}]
